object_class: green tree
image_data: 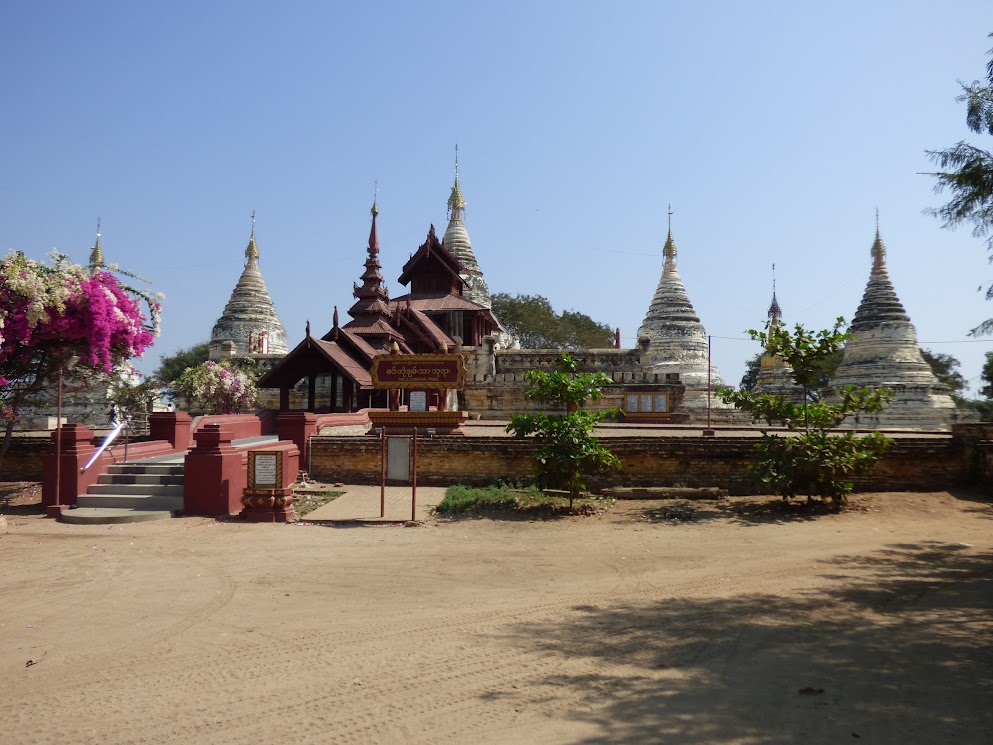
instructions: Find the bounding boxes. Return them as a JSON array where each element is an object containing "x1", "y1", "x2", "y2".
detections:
[
  {"x1": 739, "y1": 353, "x2": 762, "y2": 391},
  {"x1": 154, "y1": 341, "x2": 210, "y2": 385},
  {"x1": 921, "y1": 348, "x2": 967, "y2": 400},
  {"x1": 740, "y1": 348, "x2": 843, "y2": 393},
  {"x1": 926, "y1": 33, "x2": 993, "y2": 336},
  {"x1": 506, "y1": 354, "x2": 621, "y2": 507},
  {"x1": 981, "y1": 350, "x2": 993, "y2": 398},
  {"x1": 491, "y1": 293, "x2": 614, "y2": 349},
  {"x1": 719, "y1": 319, "x2": 893, "y2": 504}
]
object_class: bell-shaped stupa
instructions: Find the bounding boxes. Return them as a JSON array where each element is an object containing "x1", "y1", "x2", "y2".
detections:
[
  {"x1": 824, "y1": 225, "x2": 956, "y2": 429},
  {"x1": 209, "y1": 213, "x2": 288, "y2": 359},
  {"x1": 753, "y1": 268, "x2": 805, "y2": 401},
  {"x1": 442, "y1": 146, "x2": 491, "y2": 309},
  {"x1": 637, "y1": 208, "x2": 726, "y2": 409}
]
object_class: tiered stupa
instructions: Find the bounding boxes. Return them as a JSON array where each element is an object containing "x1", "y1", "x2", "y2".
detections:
[
  {"x1": 753, "y1": 269, "x2": 804, "y2": 401},
  {"x1": 441, "y1": 147, "x2": 490, "y2": 309},
  {"x1": 823, "y1": 226, "x2": 956, "y2": 429},
  {"x1": 637, "y1": 209, "x2": 726, "y2": 409},
  {"x1": 209, "y1": 214, "x2": 288, "y2": 360}
]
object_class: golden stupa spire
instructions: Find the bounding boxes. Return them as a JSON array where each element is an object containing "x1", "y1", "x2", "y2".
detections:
[
  {"x1": 372, "y1": 181, "x2": 379, "y2": 216},
  {"x1": 447, "y1": 143, "x2": 465, "y2": 216},
  {"x1": 662, "y1": 203, "x2": 678, "y2": 270},
  {"x1": 768, "y1": 263, "x2": 782, "y2": 324},
  {"x1": 89, "y1": 217, "x2": 104, "y2": 272},
  {"x1": 245, "y1": 210, "x2": 259, "y2": 262},
  {"x1": 871, "y1": 208, "x2": 887, "y2": 273}
]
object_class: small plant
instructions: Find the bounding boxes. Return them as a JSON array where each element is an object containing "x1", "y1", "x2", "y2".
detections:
[
  {"x1": 293, "y1": 490, "x2": 343, "y2": 517},
  {"x1": 506, "y1": 354, "x2": 621, "y2": 508},
  {"x1": 719, "y1": 319, "x2": 893, "y2": 505},
  {"x1": 436, "y1": 483, "x2": 607, "y2": 515}
]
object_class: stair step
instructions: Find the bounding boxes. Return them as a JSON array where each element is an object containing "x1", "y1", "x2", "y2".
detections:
[
  {"x1": 109, "y1": 464, "x2": 184, "y2": 476},
  {"x1": 77, "y1": 494, "x2": 184, "y2": 510},
  {"x1": 98, "y1": 473, "x2": 184, "y2": 486},
  {"x1": 87, "y1": 483, "x2": 184, "y2": 497},
  {"x1": 60, "y1": 508, "x2": 176, "y2": 525}
]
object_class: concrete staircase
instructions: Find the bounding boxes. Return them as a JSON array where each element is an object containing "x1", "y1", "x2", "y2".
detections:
[{"x1": 60, "y1": 461, "x2": 184, "y2": 525}]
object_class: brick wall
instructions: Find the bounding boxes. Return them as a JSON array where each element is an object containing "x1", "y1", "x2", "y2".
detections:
[
  {"x1": 0, "y1": 438, "x2": 50, "y2": 481},
  {"x1": 310, "y1": 433, "x2": 977, "y2": 494}
]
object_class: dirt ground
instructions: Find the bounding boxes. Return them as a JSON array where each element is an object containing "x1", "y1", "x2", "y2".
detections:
[{"x1": 1, "y1": 487, "x2": 991, "y2": 745}]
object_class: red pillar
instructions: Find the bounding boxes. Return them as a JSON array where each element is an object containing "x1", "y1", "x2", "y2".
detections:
[
  {"x1": 276, "y1": 411, "x2": 318, "y2": 467},
  {"x1": 183, "y1": 424, "x2": 247, "y2": 516},
  {"x1": 42, "y1": 424, "x2": 103, "y2": 511},
  {"x1": 148, "y1": 411, "x2": 193, "y2": 452}
]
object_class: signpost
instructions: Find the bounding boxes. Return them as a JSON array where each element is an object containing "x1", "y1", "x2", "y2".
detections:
[{"x1": 370, "y1": 353, "x2": 466, "y2": 389}]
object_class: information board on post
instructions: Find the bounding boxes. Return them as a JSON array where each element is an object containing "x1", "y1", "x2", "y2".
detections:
[{"x1": 247, "y1": 450, "x2": 283, "y2": 495}]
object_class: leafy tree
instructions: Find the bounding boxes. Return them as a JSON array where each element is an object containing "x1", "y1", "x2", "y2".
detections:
[
  {"x1": 981, "y1": 350, "x2": 993, "y2": 399},
  {"x1": 719, "y1": 319, "x2": 893, "y2": 504},
  {"x1": 739, "y1": 353, "x2": 762, "y2": 391},
  {"x1": 155, "y1": 341, "x2": 210, "y2": 385},
  {"x1": 491, "y1": 293, "x2": 614, "y2": 349},
  {"x1": 740, "y1": 348, "x2": 843, "y2": 393},
  {"x1": 506, "y1": 354, "x2": 621, "y2": 507},
  {"x1": 0, "y1": 250, "x2": 160, "y2": 475},
  {"x1": 172, "y1": 361, "x2": 260, "y2": 414},
  {"x1": 920, "y1": 348, "x2": 967, "y2": 400},
  {"x1": 926, "y1": 33, "x2": 993, "y2": 336}
]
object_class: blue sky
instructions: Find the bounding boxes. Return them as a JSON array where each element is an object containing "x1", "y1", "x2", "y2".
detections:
[{"x1": 3, "y1": 1, "x2": 993, "y2": 394}]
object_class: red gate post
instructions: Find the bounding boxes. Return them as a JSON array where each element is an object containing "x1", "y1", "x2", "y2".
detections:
[
  {"x1": 380, "y1": 429, "x2": 386, "y2": 518},
  {"x1": 411, "y1": 428, "x2": 417, "y2": 522},
  {"x1": 184, "y1": 424, "x2": 246, "y2": 516},
  {"x1": 42, "y1": 424, "x2": 102, "y2": 514}
]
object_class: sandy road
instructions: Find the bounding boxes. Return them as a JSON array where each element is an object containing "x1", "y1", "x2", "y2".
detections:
[{"x1": 1, "y1": 491, "x2": 991, "y2": 744}]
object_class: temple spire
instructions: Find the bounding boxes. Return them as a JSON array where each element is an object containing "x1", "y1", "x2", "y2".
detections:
[
  {"x1": 245, "y1": 210, "x2": 259, "y2": 263},
  {"x1": 767, "y1": 263, "x2": 782, "y2": 324},
  {"x1": 662, "y1": 204, "x2": 678, "y2": 276},
  {"x1": 347, "y1": 197, "x2": 392, "y2": 322},
  {"x1": 871, "y1": 210, "x2": 886, "y2": 273},
  {"x1": 88, "y1": 217, "x2": 104, "y2": 272},
  {"x1": 369, "y1": 190, "x2": 380, "y2": 249},
  {"x1": 447, "y1": 144, "x2": 465, "y2": 219},
  {"x1": 441, "y1": 147, "x2": 491, "y2": 308}
]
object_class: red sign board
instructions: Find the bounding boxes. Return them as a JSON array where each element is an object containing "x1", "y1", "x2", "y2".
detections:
[{"x1": 371, "y1": 353, "x2": 467, "y2": 390}]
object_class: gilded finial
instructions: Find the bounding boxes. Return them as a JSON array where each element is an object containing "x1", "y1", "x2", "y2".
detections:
[
  {"x1": 871, "y1": 211, "x2": 887, "y2": 272},
  {"x1": 768, "y1": 263, "x2": 782, "y2": 323},
  {"x1": 372, "y1": 181, "x2": 379, "y2": 216},
  {"x1": 448, "y1": 144, "x2": 465, "y2": 215},
  {"x1": 662, "y1": 204, "x2": 677, "y2": 267},
  {"x1": 89, "y1": 217, "x2": 104, "y2": 271},
  {"x1": 245, "y1": 211, "x2": 259, "y2": 261}
]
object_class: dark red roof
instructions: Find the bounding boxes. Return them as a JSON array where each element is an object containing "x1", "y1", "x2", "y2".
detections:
[
  {"x1": 257, "y1": 336, "x2": 373, "y2": 389},
  {"x1": 397, "y1": 225, "x2": 466, "y2": 288}
]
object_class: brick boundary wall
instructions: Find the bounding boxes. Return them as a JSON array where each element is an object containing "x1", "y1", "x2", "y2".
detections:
[
  {"x1": 0, "y1": 438, "x2": 50, "y2": 481},
  {"x1": 309, "y1": 433, "x2": 985, "y2": 495}
]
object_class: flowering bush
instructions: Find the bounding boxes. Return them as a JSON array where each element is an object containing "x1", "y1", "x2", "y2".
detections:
[
  {"x1": 172, "y1": 361, "x2": 260, "y2": 414},
  {"x1": 0, "y1": 251, "x2": 158, "y2": 376},
  {"x1": 0, "y1": 250, "x2": 162, "y2": 472}
]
